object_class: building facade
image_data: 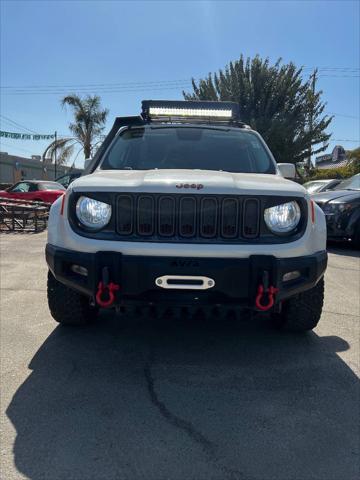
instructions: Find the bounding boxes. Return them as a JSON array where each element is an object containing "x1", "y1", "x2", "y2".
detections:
[
  {"x1": 0, "y1": 152, "x2": 82, "y2": 185},
  {"x1": 315, "y1": 145, "x2": 349, "y2": 169}
]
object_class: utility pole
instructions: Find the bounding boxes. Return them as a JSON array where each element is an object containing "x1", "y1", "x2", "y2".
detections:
[
  {"x1": 54, "y1": 131, "x2": 57, "y2": 179},
  {"x1": 307, "y1": 69, "x2": 318, "y2": 170}
]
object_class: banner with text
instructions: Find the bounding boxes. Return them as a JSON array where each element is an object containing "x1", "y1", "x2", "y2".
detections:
[{"x1": 0, "y1": 130, "x2": 55, "y2": 140}]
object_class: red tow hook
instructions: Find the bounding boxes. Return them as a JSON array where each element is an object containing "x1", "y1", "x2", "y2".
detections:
[
  {"x1": 255, "y1": 284, "x2": 279, "y2": 311},
  {"x1": 96, "y1": 282, "x2": 120, "y2": 308}
]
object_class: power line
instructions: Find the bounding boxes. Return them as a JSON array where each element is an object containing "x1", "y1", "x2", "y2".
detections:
[
  {"x1": 2, "y1": 68, "x2": 358, "y2": 90},
  {"x1": 1, "y1": 108, "x2": 357, "y2": 146},
  {"x1": 0, "y1": 78, "x2": 191, "y2": 89},
  {"x1": 0, "y1": 115, "x2": 74, "y2": 139},
  {"x1": 0, "y1": 80, "x2": 192, "y2": 92},
  {"x1": 330, "y1": 139, "x2": 360, "y2": 142},
  {"x1": 0, "y1": 117, "x2": 25, "y2": 131},
  {"x1": 0, "y1": 114, "x2": 39, "y2": 134},
  {"x1": 0, "y1": 115, "x2": 39, "y2": 133},
  {"x1": 318, "y1": 74, "x2": 360, "y2": 78},
  {"x1": 327, "y1": 112, "x2": 360, "y2": 119},
  {"x1": 1, "y1": 77, "x2": 358, "y2": 97},
  {"x1": 0, "y1": 85, "x2": 193, "y2": 96},
  {"x1": 1, "y1": 86, "x2": 191, "y2": 94},
  {"x1": 1, "y1": 69, "x2": 359, "y2": 95},
  {"x1": 302, "y1": 66, "x2": 359, "y2": 71}
]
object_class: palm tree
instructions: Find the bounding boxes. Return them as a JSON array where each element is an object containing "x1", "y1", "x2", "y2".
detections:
[
  {"x1": 42, "y1": 137, "x2": 75, "y2": 166},
  {"x1": 42, "y1": 94, "x2": 108, "y2": 165}
]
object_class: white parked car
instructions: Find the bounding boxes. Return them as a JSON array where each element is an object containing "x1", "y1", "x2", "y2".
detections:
[{"x1": 46, "y1": 100, "x2": 327, "y2": 331}]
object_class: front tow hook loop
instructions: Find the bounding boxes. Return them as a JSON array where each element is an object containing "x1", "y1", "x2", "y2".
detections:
[
  {"x1": 96, "y1": 282, "x2": 120, "y2": 308},
  {"x1": 255, "y1": 284, "x2": 279, "y2": 311}
]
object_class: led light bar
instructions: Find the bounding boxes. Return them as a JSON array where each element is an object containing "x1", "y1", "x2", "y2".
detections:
[
  {"x1": 149, "y1": 106, "x2": 232, "y2": 118},
  {"x1": 142, "y1": 100, "x2": 240, "y2": 123}
]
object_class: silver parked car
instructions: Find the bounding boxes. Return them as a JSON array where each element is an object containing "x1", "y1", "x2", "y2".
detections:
[{"x1": 303, "y1": 179, "x2": 341, "y2": 194}]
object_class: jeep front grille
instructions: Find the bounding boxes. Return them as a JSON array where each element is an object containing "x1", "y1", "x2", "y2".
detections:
[{"x1": 115, "y1": 193, "x2": 260, "y2": 242}]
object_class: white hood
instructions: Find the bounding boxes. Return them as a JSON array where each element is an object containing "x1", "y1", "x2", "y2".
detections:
[{"x1": 71, "y1": 169, "x2": 305, "y2": 197}]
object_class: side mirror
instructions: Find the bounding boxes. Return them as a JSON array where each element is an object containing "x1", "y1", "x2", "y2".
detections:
[{"x1": 278, "y1": 163, "x2": 296, "y2": 179}]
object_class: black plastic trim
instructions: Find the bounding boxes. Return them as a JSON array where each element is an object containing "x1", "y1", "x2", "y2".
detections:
[
  {"x1": 68, "y1": 191, "x2": 308, "y2": 245},
  {"x1": 46, "y1": 244, "x2": 327, "y2": 308},
  {"x1": 200, "y1": 197, "x2": 218, "y2": 238},
  {"x1": 243, "y1": 198, "x2": 260, "y2": 238},
  {"x1": 158, "y1": 195, "x2": 176, "y2": 237}
]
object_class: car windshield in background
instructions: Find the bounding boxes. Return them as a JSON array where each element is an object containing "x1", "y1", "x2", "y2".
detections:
[
  {"x1": 100, "y1": 126, "x2": 275, "y2": 174},
  {"x1": 303, "y1": 181, "x2": 327, "y2": 193},
  {"x1": 335, "y1": 175, "x2": 360, "y2": 191},
  {"x1": 40, "y1": 183, "x2": 65, "y2": 191}
]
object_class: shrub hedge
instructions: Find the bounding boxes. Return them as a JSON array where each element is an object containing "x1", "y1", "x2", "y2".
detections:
[{"x1": 304, "y1": 147, "x2": 360, "y2": 182}]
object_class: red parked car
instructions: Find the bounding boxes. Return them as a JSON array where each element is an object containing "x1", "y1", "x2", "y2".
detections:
[{"x1": 0, "y1": 180, "x2": 65, "y2": 204}]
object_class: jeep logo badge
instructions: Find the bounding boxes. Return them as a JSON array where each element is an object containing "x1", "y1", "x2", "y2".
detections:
[{"x1": 176, "y1": 183, "x2": 204, "y2": 190}]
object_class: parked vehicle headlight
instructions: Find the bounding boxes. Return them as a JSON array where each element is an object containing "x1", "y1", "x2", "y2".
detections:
[
  {"x1": 76, "y1": 196, "x2": 112, "y2": 230},
  {"x1": 264, "y1": 201, "x2": 301, "y2": 234},
  {"x1": 322, "y1": 202, "x2": 354, "y2": 215}
]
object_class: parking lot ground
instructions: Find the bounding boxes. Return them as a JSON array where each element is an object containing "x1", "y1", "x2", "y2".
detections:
[{"x1": 0, "y1": 232, "x2": 359, "y2": 480}]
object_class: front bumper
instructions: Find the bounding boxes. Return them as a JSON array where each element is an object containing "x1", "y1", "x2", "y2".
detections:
[
  {"x1": 314, "y1": 201, "x2": 359, "y2": 242},
  {"x1": 46, "y1": 244, "x2": 327, "y2": 309},
  {"x1": 324, "y1": 213, "x2": 357, "y2": 241}
]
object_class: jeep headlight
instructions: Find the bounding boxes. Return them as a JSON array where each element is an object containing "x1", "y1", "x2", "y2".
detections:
[
  {"x1": 264, "y1": 201, "x2": 301, "y2": 234},
  {"x1": 76, "y1": 196, "x2": 112, "y2": 230}
]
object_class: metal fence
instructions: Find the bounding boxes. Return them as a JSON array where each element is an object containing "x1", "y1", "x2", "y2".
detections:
[{"x1": 0, "y1": 197, "x2": 50, "y2": 233}]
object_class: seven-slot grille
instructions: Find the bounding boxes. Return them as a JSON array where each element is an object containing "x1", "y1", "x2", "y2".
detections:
[{"x1": 116, "y1": 193, "x2": 260, "y2": 242}]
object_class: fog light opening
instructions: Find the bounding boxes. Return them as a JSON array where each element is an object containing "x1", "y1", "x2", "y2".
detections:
[
  {"x1": 282, "y1": 270, "x2": 301, "y2": 282},
  {"x1": 71, "y1": 264, "x2": 88, "y2": 277}
]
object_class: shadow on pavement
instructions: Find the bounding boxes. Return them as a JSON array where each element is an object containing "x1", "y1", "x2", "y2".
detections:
[
  {"x1": 327, "y1": 243, "x2": 360, "y2": 258},
  {"x1": 6, "y1": 312, "x2": 360, "y2": 480}
]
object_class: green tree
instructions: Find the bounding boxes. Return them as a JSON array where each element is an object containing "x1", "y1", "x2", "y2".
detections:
[
  {"x1": 184, "y1": 55, "x2": 332, "y2": 164},
  {"x1": 43, "y1": 94, "x2": 108, "y2": 165}
]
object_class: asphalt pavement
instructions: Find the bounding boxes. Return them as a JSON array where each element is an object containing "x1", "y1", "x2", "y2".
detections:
[{"x1": 0, "y1": 232, "x2": 359, "y2": 480}]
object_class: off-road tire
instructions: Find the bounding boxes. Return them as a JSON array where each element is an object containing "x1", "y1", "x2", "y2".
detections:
[
  {"x1": 272, "y1": 277, "x2": 324, "y2": 332},
  {"x1": 47, "y1": 271, "x2": 98, "y2": 325}
]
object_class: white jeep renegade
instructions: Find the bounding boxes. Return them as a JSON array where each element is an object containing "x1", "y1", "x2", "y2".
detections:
[{"x1": 46, "y1": 100, "x2": 327, "y2": 331}]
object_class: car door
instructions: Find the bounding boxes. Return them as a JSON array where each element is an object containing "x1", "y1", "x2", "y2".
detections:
[{"x1": 27, "y1": 183, "x2": 42, "y2": 201}]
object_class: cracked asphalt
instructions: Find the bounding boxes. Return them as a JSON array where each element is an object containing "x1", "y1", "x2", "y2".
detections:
[{"x1": 1, "y1": 232, "x2": 359, "y2": 480}]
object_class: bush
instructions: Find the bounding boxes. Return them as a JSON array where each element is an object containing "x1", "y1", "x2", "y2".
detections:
[
  {"x1": 347, "y1": 147, "x2": 360, "y2": 162},
  {"x1": 305, "y1": 148, "x2": 360, "y2": 181},
  {"x1": 307, "y1": 166, "x2": 355, "y2": 181}
]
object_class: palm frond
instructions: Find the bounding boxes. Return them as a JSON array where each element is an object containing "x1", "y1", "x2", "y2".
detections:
[{"x1": 42, "y1": 138, "x2": 76, "y2": 165}]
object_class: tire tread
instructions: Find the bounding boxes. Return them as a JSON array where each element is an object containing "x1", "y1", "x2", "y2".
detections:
[
  {"x1": 275, "y1": 277, "x2": 325, "y2": 332},
  {"x1": 47, "y1": 271, "x2": 97, "y2": 325}
]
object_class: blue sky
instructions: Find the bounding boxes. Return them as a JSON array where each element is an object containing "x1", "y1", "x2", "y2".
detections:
[{"x1": 1, "y1": 0, "x2": 359, "y2": 167}]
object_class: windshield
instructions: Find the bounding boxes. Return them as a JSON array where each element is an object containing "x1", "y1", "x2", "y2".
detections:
[
  {"x1": 100, "y1": 126, "x2": 275, "y2": 174},
  {"x1": 303, "y1": 181, "x2": 327, "y2": 193},
  {"x1": 335, "y1": 174, "x2": 360, "y2": 191},
  {"x1": 40, "y1": 183, "x2": 65, "y2": 191}
]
